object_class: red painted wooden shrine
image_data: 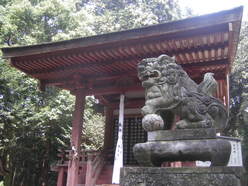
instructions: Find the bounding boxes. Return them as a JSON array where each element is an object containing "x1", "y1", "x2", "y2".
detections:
[{"x1": 1, "y1": 7, "x2": 243, "y2": 186}]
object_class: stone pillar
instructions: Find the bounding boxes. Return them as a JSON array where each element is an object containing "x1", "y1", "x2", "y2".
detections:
[{"x1": 66, "y1": 90, "x2": 85, "y2": 186}]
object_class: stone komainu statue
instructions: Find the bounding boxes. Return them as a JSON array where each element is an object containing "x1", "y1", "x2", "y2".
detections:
[{"x1": 137, "y1": 54, "x2": 227, "y2": 132}]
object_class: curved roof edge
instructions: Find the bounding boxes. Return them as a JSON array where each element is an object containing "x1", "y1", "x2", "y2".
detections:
[{"x1": 1, "y1": 6, "x2": 243, "y2": 58}]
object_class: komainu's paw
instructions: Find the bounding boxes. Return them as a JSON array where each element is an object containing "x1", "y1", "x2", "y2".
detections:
[
  {"x1": 176, "y1": 119, "x2": 212, "y2": 129},
  {"x1": 175, "y1": 120, "x2": 189, "y2": 129}
]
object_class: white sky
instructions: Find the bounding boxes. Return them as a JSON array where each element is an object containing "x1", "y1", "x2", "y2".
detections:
[{"x1": 179, "y1": 0, "x2": 248, "y2": 21}]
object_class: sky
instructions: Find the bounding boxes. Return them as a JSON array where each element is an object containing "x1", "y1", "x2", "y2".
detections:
[{"x1": 179, "y1": 0, "x2": 248, "y2": 20}]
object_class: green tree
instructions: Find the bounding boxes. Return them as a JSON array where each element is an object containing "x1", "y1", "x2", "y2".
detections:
[
  {"x1": 75, "y1": 0, "x2": 183, "y2": 34},
  {"x1": 0, "y1": 60, "x2": 75, "y2": 185},
  {"x1": 0, "y1": 0, "x2": 81, "y2": 45},
  {"x1": 229, "y1": 21, "x2": 248, "y2": 170}
]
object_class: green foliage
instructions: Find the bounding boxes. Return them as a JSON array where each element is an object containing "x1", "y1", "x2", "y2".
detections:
[
  {"x1": 83, "y1": 98, "x2": 105, "y2": 150},
  {"x1": 74, "y1": 0, "x2": 183, "y2": 34},
  {"x1": 229, "y1": 21, "x2": 248, "y2": 170},
  {"x1": 0, "y1": 60, "x2": 74, "y2": 185},
  {"x1": 0, "y1": 0, "x2": 80, "y2": 45}
]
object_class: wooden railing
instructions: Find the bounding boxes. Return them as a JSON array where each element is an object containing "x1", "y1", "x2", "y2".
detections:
[
  {"x1": 52, "y1": 149, "x2": 109, "y2": 186},
  {"x1": 51, "y1": 149, "x2": 87, "y2": 169}
]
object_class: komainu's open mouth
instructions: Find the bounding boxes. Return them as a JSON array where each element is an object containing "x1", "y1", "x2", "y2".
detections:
[{"x1": 142, "y1": 71, "x2": 160, "y2": 81}]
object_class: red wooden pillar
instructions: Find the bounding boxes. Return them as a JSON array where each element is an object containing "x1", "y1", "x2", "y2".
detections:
[
  {"x1": 66, "y1": 90, "x2": 85, "y2": 186},
  {"x1": 103, "y1": 106, "x2": 114, "y2": 151},
  {"x1": 226, "y1": 73, "x2": 230, "y2": 111},
  {"x1": 57, "y1": 167, "x2": 65, "y2": 186}
]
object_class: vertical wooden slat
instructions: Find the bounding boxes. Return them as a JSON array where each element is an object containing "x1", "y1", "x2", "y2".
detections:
[
  {"x1": 93, "y1": 51, "x2": 107, "y2": 61},
  {"x1": 198, "y1": 51, "x2": 203, "y2": 62},
  {"x1": 83, "y1": 52, "x2": 97, "y2": 62},
  {"x1": 224, "y1": 47, "x2": 229, "y2": 58},
  {"x1": 46, "y1": 57, "x2": 61, "y2": 68},
  {"x1": 195, "y1": 50, "x2": 200, "y2": 62},
  {"x1": 209, "y1": 34, "x2": 215, "y2": 45},
  {"x1": 78, "y1": 53, "x2": 92, "y2": 63},
  {"x1": 99, "y1": 50, "x2": 111, "y2": 59},
  {"x1": 167, "y1": 41, "x2": 174, "y2": 51},
  {"x1": 18, "y1": 60, "x2": 34, "y2": 70},
  {"x1": 171, "y1": 40, "x2": 178, "y2": 50},
  {"x1": 99, "y1": 63, "x2": 112, "y2": 73},
  {"x1": 217, "y1": 48, "x2": 222, "y2": 59},
  {"x1": 211, "y1": 49, "x2": 215, "y2": 60},
  {"x1": 185, "y1": 53, "x2": 191, "y2": 62},
  {"x1": 203, "y1": 50, "x2": 208, "y2": 61},
  {"x1": 154, "y1": 42, "x2": 163, "y2": 52},
  {"x1": 188, "y1": 52, "x2": 194, "y2": 62},
  {"x1": 188, "y1": 38, "x2": 194, "y2": 49},
  {"x1": 111, "y1": 48, "x2": 124, "y2": 59},
  {"x1": 160, "y1": 42, "x2": 169, "y2": 51},
  {"x1": 208, "y1": 50, "x2": 211, "y2": 61},
  {"x1": 118, "y1": 47, "x2": 130, "y2": 57},
  {"x1": 146, "y1": 44, "x2": 156, "y2": 53},
  {"x1": 191, "y1": 52, "x2": 196, "y2": 62},
  {"x1": 202, "y1": 36, "x2": 208, "y2": 45},
  {"x1": 224, "y1": 32, "x2": 229, "y2": 42},
  {"x1": 221, "y1": 48, "x2": 225, "y2": 59},
  {"x1": 179, "y1": 53, "x2": 186, "y2": 64},
  {"x1": 88, "y1": 51, "x2": 100, "y2": 61}
]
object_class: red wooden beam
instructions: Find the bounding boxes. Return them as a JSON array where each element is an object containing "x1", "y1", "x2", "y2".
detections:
[
  {"x1": 109, "y1": 99, "x2": 145, "y2": 109},
  {"x1": 69, "y1": 85, "x2": 144, "y2": 96}
]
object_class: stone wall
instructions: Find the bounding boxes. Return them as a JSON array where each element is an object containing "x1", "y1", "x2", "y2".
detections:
[{"x1": 120, "y1": 167, "x2": 247, "y2": 186}]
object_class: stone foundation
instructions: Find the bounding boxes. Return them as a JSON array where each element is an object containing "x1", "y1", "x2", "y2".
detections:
[{"x1": 120, "y1": 167, "x2": 247, "y2": 186}]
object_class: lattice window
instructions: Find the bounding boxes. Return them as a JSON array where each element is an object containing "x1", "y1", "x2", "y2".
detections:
[{"x1": 113, "y1": 117, "x2": 146, "y2": 165}]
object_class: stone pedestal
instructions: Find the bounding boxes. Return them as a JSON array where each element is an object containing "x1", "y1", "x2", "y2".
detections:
[
  {"x1": 133, "y1": 129, "x2": 231, "y2": 166},
  {"x1": 120, "y1": 167, "x2": 247, "y2": 186}
]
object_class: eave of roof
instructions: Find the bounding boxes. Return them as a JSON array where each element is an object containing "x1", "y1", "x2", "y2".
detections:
[{"x1": 1, "y1": 6, "x2": 243, "y2": 58}]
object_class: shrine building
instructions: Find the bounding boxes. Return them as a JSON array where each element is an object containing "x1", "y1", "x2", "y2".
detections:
[{"x1": 1, "y1": 6, "x2": 243, "y2": 186}]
